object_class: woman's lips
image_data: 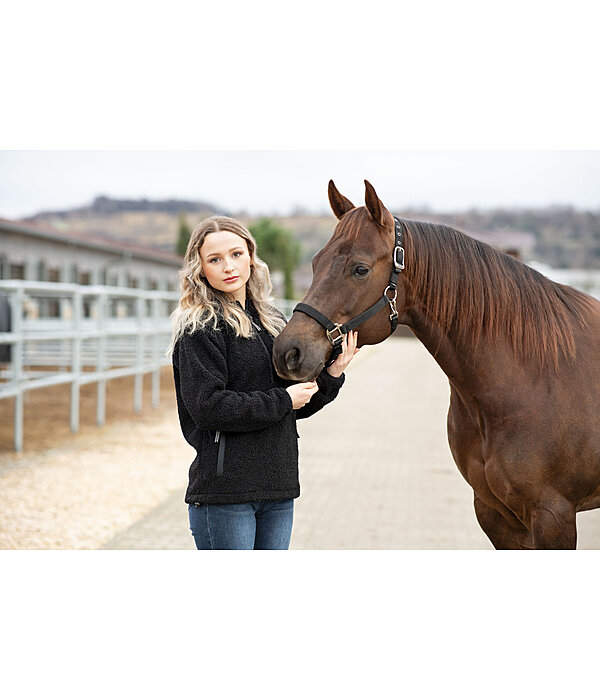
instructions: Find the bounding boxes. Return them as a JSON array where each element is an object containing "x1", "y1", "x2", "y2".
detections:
[{"x1": 223, "y1": 276, "x2": 239, "y2": 283}]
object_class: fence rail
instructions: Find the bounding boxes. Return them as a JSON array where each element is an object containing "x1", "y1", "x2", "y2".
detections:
[{"x1": 0, "y1": 280, "x2": 178, "y2": 452}]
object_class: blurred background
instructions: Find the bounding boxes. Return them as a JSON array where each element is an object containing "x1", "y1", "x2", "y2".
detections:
[{"x1": 1, "y1": 149, "x2": 599, "y2": 549}]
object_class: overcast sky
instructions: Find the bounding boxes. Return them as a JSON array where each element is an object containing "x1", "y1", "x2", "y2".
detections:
[{"x1": 1, "y1": 149, "x2": 599, "y2": 220}]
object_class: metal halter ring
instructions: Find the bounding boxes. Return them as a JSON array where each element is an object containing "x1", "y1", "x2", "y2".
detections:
[
  {"x1": 384, "y1": 286, "x2": 398, "y2": 321},
  {"x1": 384, "y1": 285, "x2": 398, "y2": 302},
  {"x1": 326, "y1": 324, "x2": 345, "y2": 346}
]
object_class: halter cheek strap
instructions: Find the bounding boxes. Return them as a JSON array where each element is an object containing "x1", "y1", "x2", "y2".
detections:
[{"x1": 294, "y1": 216, "x2": 405, "y2": 366}]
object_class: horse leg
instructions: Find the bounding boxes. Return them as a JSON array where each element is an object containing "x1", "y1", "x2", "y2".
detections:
[
  {"x1": 473, "y1": 496, "x2": 532, "y2": 550},
  {"x1": 528, "y1": 497, "x2": 577, "y2": 549},
  {"x1": 483, "y1": 455, "x2": 579, "y2": 549}
]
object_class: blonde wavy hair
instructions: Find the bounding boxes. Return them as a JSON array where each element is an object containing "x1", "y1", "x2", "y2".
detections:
[{"x1": 166, "y1": 215, "x2": 286, "y2": 356}]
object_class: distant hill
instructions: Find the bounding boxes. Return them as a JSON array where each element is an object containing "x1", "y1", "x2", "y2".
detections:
[
  {"x1": 26, "y1": 196, "x2": 227, "y2": 252},
  {"x1": 31, "y1": 195, "x2": 228, "y2": 218},
  {"x1": 25, "y1": 198, "x2": 600, "y2": 276},
  {"x1": 418, "y1": 206, "x2": 600, "y2": 270}
]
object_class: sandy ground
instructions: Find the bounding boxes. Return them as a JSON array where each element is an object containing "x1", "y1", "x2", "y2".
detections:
[{"x1": 0, "y1": 367, "x2": 192, "y2": 549}]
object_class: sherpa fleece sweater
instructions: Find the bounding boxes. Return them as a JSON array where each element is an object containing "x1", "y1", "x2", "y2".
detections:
[{"x1": 172, "y1": 299, "x2": 345, "y2": 505}]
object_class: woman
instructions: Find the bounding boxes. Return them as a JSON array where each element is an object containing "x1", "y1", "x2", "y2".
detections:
[{"x1": 168, "y1": 215, "x2": 358, "y2": 550}]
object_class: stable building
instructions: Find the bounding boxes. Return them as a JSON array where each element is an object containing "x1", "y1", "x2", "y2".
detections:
[
  {"x1": 0, "y1": 217, "x2": 182, "y2": 292},
  {"x1": 0, "y1": 218, "x2": 182, "y2": 319}
]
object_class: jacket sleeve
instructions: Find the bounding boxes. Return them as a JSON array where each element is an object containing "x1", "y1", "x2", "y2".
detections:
[
  {"x1": 295, "y1": 368, "x2": 345, "y2": 420},
  {"x1": 176, "y1": 328, "x2": 293, "y2": 432}
]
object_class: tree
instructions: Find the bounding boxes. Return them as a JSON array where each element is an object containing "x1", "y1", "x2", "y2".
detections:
[
  {"x1": 176, "y1": 212, "x2": 192, "y2": 256},
  {"x1": 249, "y1": 218, "x2": 301, "y2": 299}
]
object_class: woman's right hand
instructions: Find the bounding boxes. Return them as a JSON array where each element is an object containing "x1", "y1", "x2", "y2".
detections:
[{"x1": 286, "y1": 382, "x2": 319, "y2": 410}]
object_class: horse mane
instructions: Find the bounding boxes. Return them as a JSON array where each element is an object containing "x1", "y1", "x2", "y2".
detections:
[{"x1": 401, "y1": 218, "x2": 594, "y2": 370}]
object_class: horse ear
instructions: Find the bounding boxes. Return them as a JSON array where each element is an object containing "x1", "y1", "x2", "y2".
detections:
[
  {"x1": 364, "y1": 180, "x2": 386, "y2": 227},
  {"x1": 328, "y1": 180, "x2": 355, "y2": 220}
]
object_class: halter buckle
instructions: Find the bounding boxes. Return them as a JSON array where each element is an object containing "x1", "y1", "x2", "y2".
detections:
[
  {"x1": 394, "y1": 245, "x2": 405, "y2": 272},
  {"x1": 326, "y1": 324, "x2": 345, "y2": 346}
]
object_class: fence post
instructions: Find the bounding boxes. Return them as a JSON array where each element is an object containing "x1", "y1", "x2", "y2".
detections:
[
  {"x1": 11, "y1": 287, "x2": 24, "y2": 452},
  {"x1": 134, "y1": 294, "x2": 144, "y2": 412},
  {"x1": 70, "y1": 289, "x2": 82, "y2": 433},
  {"x1": 151, "y1": 296, "x2": 160, "y2": 407},
  {"x1": 96, "y1": 291, "x2": 107, "y2": 426}
]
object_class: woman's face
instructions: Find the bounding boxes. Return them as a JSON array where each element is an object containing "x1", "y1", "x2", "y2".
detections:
[{"x1": 199, "y1": 230, "x2": 252, "y2": 303}]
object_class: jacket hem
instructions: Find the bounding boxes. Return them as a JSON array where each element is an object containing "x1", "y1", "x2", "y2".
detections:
[{"x1": 185, "y1": 487, "x2": 300, "y2": 506}]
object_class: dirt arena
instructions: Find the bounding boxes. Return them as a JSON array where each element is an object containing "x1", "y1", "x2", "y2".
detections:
[
  {"x1": 0, "y1": 367, "x2": 191, "y2": 549},
  {"x1": 1, "y1": 339, "x2": 599, "y2": 549}
]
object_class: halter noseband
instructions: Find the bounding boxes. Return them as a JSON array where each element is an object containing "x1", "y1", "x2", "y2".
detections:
[{"x1": 294, "y1": 216, "x2": 405, "y2": 367}]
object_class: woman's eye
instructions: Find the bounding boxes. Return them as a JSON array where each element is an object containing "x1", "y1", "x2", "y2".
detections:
[
  {"x1": 354, "y1": 265, "x2": 370, "y2": 277},
  {"x1": 209, "y1": 258, "x2": 220, "y2": 264},
  {"x1": 233, "y1": 251, "x2": 242, "y2": 258}
]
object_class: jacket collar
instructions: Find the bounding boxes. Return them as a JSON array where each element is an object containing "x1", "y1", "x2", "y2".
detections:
[{"x1": 236, "y1": 297, "x2": 259, "y2": 322}]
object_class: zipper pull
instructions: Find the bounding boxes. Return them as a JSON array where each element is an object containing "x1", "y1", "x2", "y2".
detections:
[{"x1": 214, "y1": 430, "x2": 220, "y2": 443}]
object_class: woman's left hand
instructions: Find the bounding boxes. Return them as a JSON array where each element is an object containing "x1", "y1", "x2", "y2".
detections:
[{"x1": 326, "y1": 331, "x2": 360, "y2": 378}]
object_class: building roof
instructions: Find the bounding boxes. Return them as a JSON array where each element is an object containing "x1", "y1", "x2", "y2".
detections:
[{"x1": 0, "y1": 217, "x2": 183, "y2": 267}]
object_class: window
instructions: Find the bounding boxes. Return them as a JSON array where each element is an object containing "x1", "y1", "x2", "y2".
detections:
[{"x1": 10, "y1": 264, "x2": 25, "y2": 279}]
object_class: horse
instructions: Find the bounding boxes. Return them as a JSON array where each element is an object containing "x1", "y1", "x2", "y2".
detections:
[{"x1": 272, "y1": 180, "x2": 600, "y2": 549}]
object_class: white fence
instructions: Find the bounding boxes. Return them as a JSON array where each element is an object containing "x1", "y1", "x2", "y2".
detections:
[
  {"x1": 0, "y1": 280, "x2": 178, "y2": 452},
  {"x1": 0, "y1": 281, "x2": 297, "y2": 452}
]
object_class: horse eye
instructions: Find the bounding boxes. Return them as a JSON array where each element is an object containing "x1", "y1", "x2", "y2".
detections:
[{"x1": 353, "y1": 265, "x2": 370, "y2": 277}]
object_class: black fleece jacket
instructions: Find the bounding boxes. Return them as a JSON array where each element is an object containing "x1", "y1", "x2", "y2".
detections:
[{"x1": 172, "y1": 300, "x2": 345, "y2": 505}]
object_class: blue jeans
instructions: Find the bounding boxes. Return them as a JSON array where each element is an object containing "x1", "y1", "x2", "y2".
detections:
[{"x1": 188, "y1": 499, "x2": 294, "y2": 550}]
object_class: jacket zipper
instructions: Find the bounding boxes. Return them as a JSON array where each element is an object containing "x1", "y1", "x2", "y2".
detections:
[
  {"x1": 215, "y1": 430, "x2": 226, "y2": 474},
  {"x1": 249, "y1": 317, "x2": 279, "y2": 383},
  {"x1": 213, "y1": 311, "x2": 259, "y2": 476}
]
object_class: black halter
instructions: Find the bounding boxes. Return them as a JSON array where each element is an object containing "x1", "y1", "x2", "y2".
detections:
[{"x1": 294, "y1": 216, "x2": 405, "y2": 367}]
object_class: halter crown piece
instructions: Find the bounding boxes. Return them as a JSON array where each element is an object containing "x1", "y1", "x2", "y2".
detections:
[{"x1": 294, "y1": 216, "x2": 405, "y2": 367}]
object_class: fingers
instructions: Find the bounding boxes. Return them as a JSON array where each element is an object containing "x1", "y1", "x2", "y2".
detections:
[
  {"x1": 343, "y1": 331, "x2": 358, "y2": 358},
  {"x1": 325, "y1": 332, "x2": 360, "y2": 378},
  {"x1": 298, "y1": 381, "x2": 318, "y2": 391},
  {"x1": 348, "y1": 330, "x2": 358, "y2": 355},
  {"x1": 296, "y1": 381, "x2": 318, "y2": 408},
  {"x1": 338, "y1": 332, "x2": 359, "y2": 365},
  {"x1": 304, "y1": 382, "x2": 319, "y2": 397}
]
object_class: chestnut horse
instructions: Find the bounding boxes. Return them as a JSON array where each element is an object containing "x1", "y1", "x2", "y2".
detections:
[{"x1": 273, "y1": 180, "x2": 600, "y2": 549}]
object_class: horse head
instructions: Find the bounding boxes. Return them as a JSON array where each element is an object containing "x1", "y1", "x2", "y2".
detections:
[{"x1": 273, "y1": 180, "x2": 405, "y2": 381}]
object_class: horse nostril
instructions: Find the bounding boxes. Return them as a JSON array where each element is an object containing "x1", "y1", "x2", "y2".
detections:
[{"x1": 284, "y1": 347, "x2": 302, "y2": 371}]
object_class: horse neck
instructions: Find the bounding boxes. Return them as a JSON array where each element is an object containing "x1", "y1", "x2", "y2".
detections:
[
  {"x1": 398, "y1": 253, "x2": 507, "y2": 391},
  {"x1": 401, "y1": 305, "x2": 481, "y2": 386},
  {"x1": 398, "y1": 221, "x2": 527, "y2": 389}
]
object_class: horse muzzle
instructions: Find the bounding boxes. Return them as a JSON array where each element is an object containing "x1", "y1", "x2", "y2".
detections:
[{"x1": 272, "y1": 315, "x2": 331, "y2": 381}]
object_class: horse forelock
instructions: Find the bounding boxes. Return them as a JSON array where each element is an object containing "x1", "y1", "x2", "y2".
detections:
[
  {"x1": 403, "y1": 219, "x2": 594, "y2": 370},
  {"x1": 332, "y1": 207, "x2": 386, "y2": 242}
]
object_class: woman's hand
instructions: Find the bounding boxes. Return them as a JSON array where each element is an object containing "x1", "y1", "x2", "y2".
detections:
[
  {"x1": 286, "y1": 382, "x2": 319, "y2": 409},
  {"x1": 327, "y1": 331, "x2": 360, "y2": 378}
]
